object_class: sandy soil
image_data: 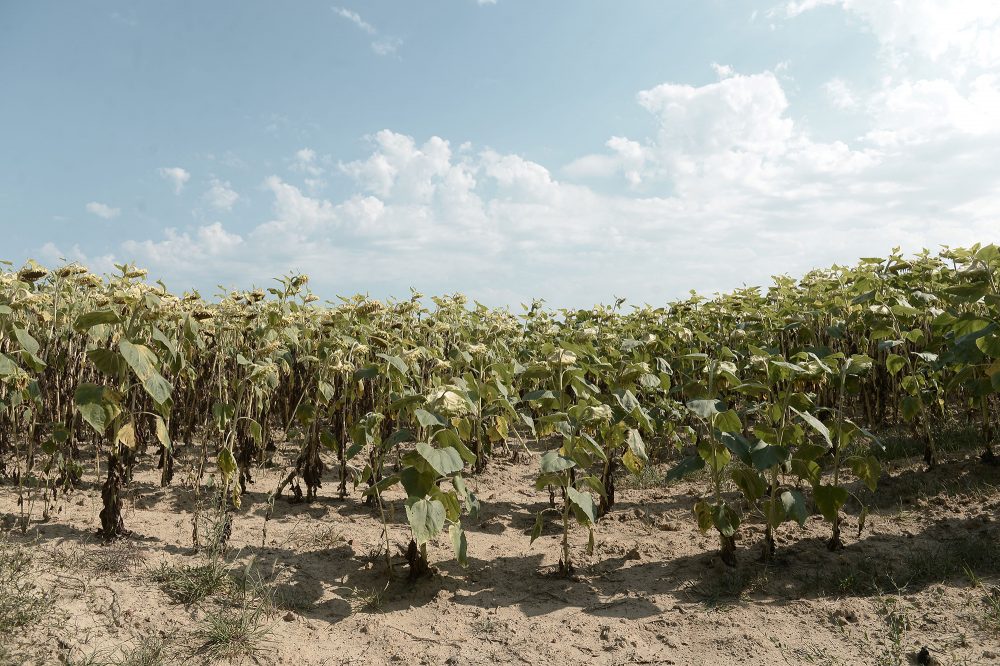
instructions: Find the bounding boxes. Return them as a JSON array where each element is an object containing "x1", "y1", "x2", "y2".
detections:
[{"x1": 1, "y1": 439, "x2": 999, "y2": 666}]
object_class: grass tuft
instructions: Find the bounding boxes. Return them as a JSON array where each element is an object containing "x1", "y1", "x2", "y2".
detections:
[
  {"x1": 0, "y1": 536, "x2": 50, "y2": 634},
  {"x1": 192, "y1": 606, "x2": 272, "y2": 663},
  {"x1": 152, "y1": 559, "x2": 232, "y2": 605}
]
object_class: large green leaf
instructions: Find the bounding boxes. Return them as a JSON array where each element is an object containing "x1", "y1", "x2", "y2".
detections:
[
  {"x1": 433, "y1": 428, "x2": 478, "y2": 464},
  {"x1": 813, "y1": 485, "x2": 849, "y2": 522},
  {"x1": 687, "y1": 399, "x2": 723, "y2": 419},
  {"x1": 666, "y1": 455, "x2": 705, "y2": 481},
  {"x1": 848, "y1": 455, "x2": 881, "y2": 491},
  {"x1": 414, "y1": 408, "x2": 447, "y2": 428},
  {"x1": 74, "y1": 383, "x2": 112, "y2": 435},
  {"x1": 74, "y1": 310, "x2": 121, "y2": 332},
  {"x1": 400, "y1": 466, "x2": 437, "y2": 498},
  {"x1": 540, "y1": 450, "x2": 576, "y2": 474},
  {"x1": 406, "y1": 498, "x2": 446, "y2": 545},
  {"x1": 780, "y1": 489, "x2": 809, "y2": 526},
  {"x1": 714, "y1": 409, "x2": 742, "y2": 433},
  {"x1": 750, "y1": 442, "x2": 787, "y2": 471},
  {"x1": 13, "y1": 328, "x2": 39, "y2": 355},
  {"x1": 626, "y1": 428, "x2": 648, "y2": 463},
  {"x1": 87, "y1": 349, "x2": 127, "y2": 380},
  {"x1": 792, "y1": 407, "x2": 832, "y2": 448},
  {"x1": 566, "y1": 487, "x2": 597, "y2": 526},
  {"x1": 119, "y1": 340, "x2": 158, "y2": 380},
  {"x1": 415, "y1": 442, "x2": 463, "y2": 477}
]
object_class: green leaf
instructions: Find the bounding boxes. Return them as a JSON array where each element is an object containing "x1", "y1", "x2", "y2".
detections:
[
  {"x1": 790, "y1": 459, "x2": 821, "y2": 486},
  {"x1": 449, "y1": 524, "x2": 468, "y2": 567},
  {"x1": 13, "y1": 327, "x2": 39, "y2": 355},
  {"x1": 377, "y1": 353, "x2": 409, "y2": 375},
  {"x1": 721, "y1": 431, "x2": 752, "y2": 465},
  {"x1": 625, "y1": 428, "x2": 648, "y2": 463},
  {"x1": 414, "y1": 408, "x2": 447, "y2": 428},
  {"x1": 119, "y1": 340, "x2": 158, "y2": 380},
  {"x1": 389, "y1": 394, "x2": 425, "y2": 412},
  {"x1": 781, "y1": 490, "x2": 809, "y2": 526},
  {"x1": 431, "y1": 428, "x2": 476, "y2": 464},
  {"x1": 731, "y1": 467, "x2": 765, "y2": 501},
  {"x1": 886, "y1": 353, "x2": 906, "y2": 375},
  {"x1": 415, "y1": 442, "x2": 464, "y2": 477},
  {"x1": 530, "y1": 512, "x2": 545, "y2": 544},
  {"x1": 714, "y1": 409, "x2": 742, "y2": 433},
  {"x1": 540, "y1": 450, "x2": 576, "y2": 474},
  {"x1": 566, "y1": 487, "x2": 597, "y2": 526},
  {"x1": 400, "y1": 466, "x2": 437, "y2": 498},
  {"x1": 687, "y1": 399, "x2": 723, "y2": 419},
  {"x1": 142, "y1": 373, "x2": 173, "y2": 407},
  {"x1": 901, "y1": 395, "x2": 921, "y2": 422},
  {"x1": 693, "y1": 500, "x2": 713, "y2": 533},
  {"x1": 433, "y1": 488, "x2": 462, "y2": 522},
  {"x1": 352, "y1": 365, "x2": 379, "y2": 381},
  {"x1": 697, "y1": 440, "x2": 731, "y2": 473},
  {"x1": 813, "y1": 485, "x2": 849, "y2": 522},
  {"x1": 87, "y1": 349, "x2": 127, "y2": 379},
  {"x1": 750, "y1": 442, "x2": 787, "y2": 471},
  {"x1": 74, "y1": 383, "x2": 113, "y2": 435},
  {"x1": 0, "y1": 353, "x2": 17, "y2": 377},
  {"x1": 74, "y1": 310, "x2": 121, "y2": 332},
  {"x1": 666, "y1": 455, "x2": 704, "y2": 481},
  {"x1": 792, "y1": 407, "x2": 832, "y2": 448},
  {"x1": 154, "y1": 416, "x2": 171, "y2": 452},
  {"x1": 848, "y1": 455, "x2": 881, "y2": 491},
  {"x1": 362, "y1": 474, "x2": 400, "y2": 497},
  {"x1": 976, "y1": 333, "x2": 1000, "y2": 358},
  {"x1": 711, "y1": 503, "x2": 740, "y2": 537},
  {"x1": 406, "y1": 498, "x2": 446, "y2": 545}
]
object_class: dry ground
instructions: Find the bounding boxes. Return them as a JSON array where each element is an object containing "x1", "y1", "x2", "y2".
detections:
[{"x1": 1, "y1": 433, "x2": 999, "y2": 666}]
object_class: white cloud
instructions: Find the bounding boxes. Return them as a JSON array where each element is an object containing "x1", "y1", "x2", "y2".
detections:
[
  {"x1": 54, "y1": 13, "x2": 1000, "y2": 310},
  {"x1": 782, "y1": 1, "x2": 1000, "y2": 72},
  {"x1": 333, "y1": 6, "x2": 401, "y2": 56},
  {"x1": 39, "y1": 242, "x2": 116, "y2": 275},
  {"x1": 784, "y1": 3, "x2": 1000, "y2": 147},
  {"x1": 711, "y1": 62, "x2": 735, "y2": 79},
  {"x1": 824, "y1": 77, "x2": 857, "y2": 109},
  {"x1": 333, "y1": 7, "x2": 375, "y2": 34},
  {"x1": 204, "y1": 179, "x2": 240, "y2": 211},
  {"x1": 371, "y1": 37, "x2": 402, "y2": 56},
  {"x1": 122, "y1": 222, "x2": 243, "y2": 269},
  {"x1": 564, "y1": 136, "x2": 650, "y2": 187},
  {"x1": 293, "y1": 148, "x2": 325, "y2": 176},
  {"x1": 158, "y1": 166, "x2": 191, "y2": 194},
  {"x1": 85, "y1": 201, "x2": 120, "y2": 219}
]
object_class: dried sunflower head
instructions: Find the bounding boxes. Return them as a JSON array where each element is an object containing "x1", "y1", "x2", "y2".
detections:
[{"x1": 17, "y1": 260, "x2": 48, "y2": 283}]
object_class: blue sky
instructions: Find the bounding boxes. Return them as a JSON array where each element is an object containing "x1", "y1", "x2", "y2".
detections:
[{"x1": 3, "y1": 1, "x2": 999, "y2": 306}]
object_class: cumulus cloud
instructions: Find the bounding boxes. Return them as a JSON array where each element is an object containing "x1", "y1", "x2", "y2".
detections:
[
  {"x1": 158, "y1": 166, "x2": 191, "y2": 194},
  {"x1": 39, "y1": 242, "x2": 116, "y2": 275},
  {"x1": 43, "y1": 4, "x2": 1000, "y2": 306},
  {"x1": 85, "y1": 201, "x2": 120, "y2": 219},
  {"x1": 122, "y1": 222, "x2": 243, "y2": 270},
  {"x1": 106, "y1": 94, "x2": 999, "y2": 307},
  {"x1": 204, "y1": 179, "x2": 240, "y2": 211},
  {"x1": 782, "y1": 1, "x2": 1000, "y2": 71},
  {"x1": 824, "y1": 78, "x2": 857, "y2": 109}
]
